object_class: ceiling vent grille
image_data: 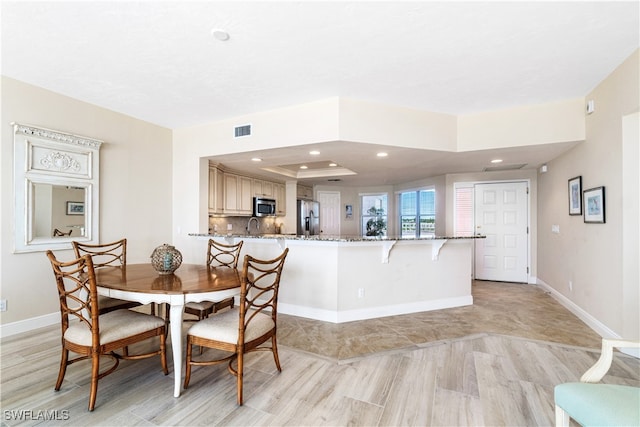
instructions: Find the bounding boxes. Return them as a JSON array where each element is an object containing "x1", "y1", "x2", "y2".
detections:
[
  {"x1": 483, "y1": 163, "x2": 527, "y2": 172},
  {"x1": 234, "y1": 124, "x2": 251, "y2": 138}
]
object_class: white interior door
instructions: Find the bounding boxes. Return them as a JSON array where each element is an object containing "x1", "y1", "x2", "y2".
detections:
[
  {"x1": 474, "y1": 182, "x2": 529, "y2": 283},
  {"x1": 317, "y1": 191, "x2": 340, "y2": 235}
]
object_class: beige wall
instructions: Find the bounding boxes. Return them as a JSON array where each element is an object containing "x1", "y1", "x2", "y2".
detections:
[
  {"x1": 0, "y1": 77, "x2": 173, "y2": 325},
  {"x1": 537, "y1": 50, "x2": 640, "y2": 339},
  {"x1": 458, "y1": 98, "x2": 586, "y2": 150},
  {"x1": 338, "y1": 97, "x2": 458, "y2": 151}
]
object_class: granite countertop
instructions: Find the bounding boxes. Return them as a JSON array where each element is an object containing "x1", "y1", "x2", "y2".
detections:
[{"x1": 189, "y1": 233, "x2": 485, "y2": 242}]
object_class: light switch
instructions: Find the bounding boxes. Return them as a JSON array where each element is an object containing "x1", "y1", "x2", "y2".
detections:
[{"x1": 551, "y1": 225, "x2": 560, "y2": 234}]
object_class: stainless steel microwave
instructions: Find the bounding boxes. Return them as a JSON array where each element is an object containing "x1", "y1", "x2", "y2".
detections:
[{"x1": 253, "y1": 197, "x2": 276, "y2": 217}]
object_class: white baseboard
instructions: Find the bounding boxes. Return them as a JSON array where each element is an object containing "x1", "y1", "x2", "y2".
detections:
[
  {"x1": 537, "y1": 279, "x2": 639, "y2": 358},
  {"x1": 279, "y1": 296, "x2": 473, "y2": 324},
  {"x1": 537, "y1": 279, "x2": 618, "y2": 338},
  {"x1": 0, "y1": 312, "x2": 59, "y2": 338}
]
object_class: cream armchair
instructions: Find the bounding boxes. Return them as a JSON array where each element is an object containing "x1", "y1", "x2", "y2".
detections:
[{"x1": 554, "y1": 338, "x2": 640, "y2": 426}]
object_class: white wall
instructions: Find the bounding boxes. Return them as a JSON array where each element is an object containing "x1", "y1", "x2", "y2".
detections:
[
  {"x1": 457, "y1": 98, "x2": 586, "y2": 150},
  {"x1": 537, "y1": 50, "x2": 639, "y2": 339},
  {"x1": 0, "y1": 77, "x2": 173, "y2": 326}
]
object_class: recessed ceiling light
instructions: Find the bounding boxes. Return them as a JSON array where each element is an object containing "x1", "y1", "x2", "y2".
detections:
[
  {"x1": 329, "y1": 162, "x2": 337, "y2": 167},
  {"x1": 309, "y1": 150, "x2": 320, "y2": 155},
  {"x1": 251, "y1": 157, "x2": 262, "y2": 162},
  {"x1": 211, "y1": 29, "x2": 230, "y2": 41},
  {"x1": 377, "y1": 152, "x2": 388, "y2": 157},
  {"x1": 491, "y1": 159, "x2": 503, "y2": 163},
  {"x1": 300, "y1": 165, "x2": 308, "y2": 169}
]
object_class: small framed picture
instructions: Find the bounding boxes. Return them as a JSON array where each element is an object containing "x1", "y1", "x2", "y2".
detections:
[
  {"x1": 345, "y1": 204, "x2": 353, "y2": 220},
  {"x1": 568, "y1": 176, "x2": 582, "y2": 215},
  {"x1": 66, "y1": 201, "x2": 84, "y2": 215},
  {"x1": 583, "y1": 186, "x2": 605, "y2": 223}
]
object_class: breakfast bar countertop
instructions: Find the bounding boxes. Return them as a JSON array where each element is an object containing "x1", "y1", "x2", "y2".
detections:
[{"x1": 189, "y1": 233, "x2": 485, "y2": 242}]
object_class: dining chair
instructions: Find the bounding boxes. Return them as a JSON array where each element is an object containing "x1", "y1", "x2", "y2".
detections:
[
  {"x1": 72, "y1": 238, "x2": 143, "y2": 314},
  {"x1": 46, "y1": 250, "x2": 168, "y2": 411},
  {"x1": 183, "y1": 248, "x2": 289, "y2": 405},
  {"x1": 53, "y1": 228, "x2": 72, "y2": 236},
  {"x1": 184, "y1": 239, "x2": 244, "y2": 320},
  {"x1": 554, "y1": 338, "x2": 640, "y2": 426}
]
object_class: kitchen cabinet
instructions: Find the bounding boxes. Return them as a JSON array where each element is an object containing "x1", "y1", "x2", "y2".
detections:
[
  {"x1": 274, "y1": 183, "x2": 286, "y2": 215},
  {"x1": 297, "y1": 184, "x2": 313, "y2": 200},
  {"x1": 208, "y1": 166, "x2": 224, "y2": 214},
  {"x1": 224, "y1": 173, "x2": 253, "y2": 215},
  {"x1": 253, "y1": 179, "x2": 273, "y2": 197},
  {"x1": 209, "y1": 163, "x2": 285, "y2": 216}
]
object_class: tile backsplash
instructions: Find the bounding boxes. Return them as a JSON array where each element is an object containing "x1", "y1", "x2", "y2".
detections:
[{"x1": 208, "y1": 216, "x2": 283, "y2": 235}]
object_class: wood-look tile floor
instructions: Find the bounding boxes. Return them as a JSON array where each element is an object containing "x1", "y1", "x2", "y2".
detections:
[{"x1": 1, "y1": 281, "x2": 638, "y2": 426}]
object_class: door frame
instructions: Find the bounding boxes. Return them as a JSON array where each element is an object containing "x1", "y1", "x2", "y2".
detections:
[{"x1": 454, "y1": 179, "x2": 532, "y2": 284}]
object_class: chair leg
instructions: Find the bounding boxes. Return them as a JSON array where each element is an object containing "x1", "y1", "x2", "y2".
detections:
[
  {"x1": 237, "y1": 351, "x2": 244, "y2": 405},
  {"x1": 160, "y1": 331, "x2": 169, "y2": 375},
  {"x1": 555, "y1": 405, "x2": 570, "y2": 427},
  {"x1": 55, "y1": 348, "x2": 69, "y2": 391},
  {"x1": 198, "y1": 311, "x2": 205, "y2": 355},
  {"x1": 88, "y1": 353, "x2": 100, "y2": 411},
  {"x1": 184, "y1": 337, "x2": 193, "y2": 389},
  {"x1": 271, "y1": 335, "x2": 282, "y2": 372}
]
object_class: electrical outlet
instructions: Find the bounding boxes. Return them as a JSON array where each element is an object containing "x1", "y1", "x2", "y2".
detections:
[
  {"x1": 569, "y1": 281, "x2": 573, "y2": 291},
  {"x1": 357, "y1": 288, "x2": 365, "y2": 298},
  {"x1": 0, "y1": 299, "x2": 7, "y2": 312},
  {"x1": 227, "y1": 224, "x2": 233, "y2": 231}
]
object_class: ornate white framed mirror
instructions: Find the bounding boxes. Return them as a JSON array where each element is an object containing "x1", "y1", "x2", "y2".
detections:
[{"x1": 13, "y1": 123, "x2": 102, "y2": 253}]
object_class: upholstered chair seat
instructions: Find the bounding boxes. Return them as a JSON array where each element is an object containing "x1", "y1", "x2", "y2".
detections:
[
  {"x1": 64, "y1": 310, "x2": 166, "y2": 347},
  {"x1": 554, "y1": 338, "x2": 640, "y2": 426}
]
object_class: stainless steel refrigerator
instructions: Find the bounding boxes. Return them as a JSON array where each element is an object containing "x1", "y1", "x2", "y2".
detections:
[{"x1": 297, "y1": 200, "x2": 320, "y2": 236}]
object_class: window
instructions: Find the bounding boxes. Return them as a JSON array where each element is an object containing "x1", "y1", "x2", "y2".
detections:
[
  {"x1": 361, "y1": 194, "x2": 388, "y2": 237},
  {"x1": 454, "y1": 185, "x2": 474, "y2": 237},
  {"x1": 399, "y1": 189, "x2": 435, "y2": 238}
]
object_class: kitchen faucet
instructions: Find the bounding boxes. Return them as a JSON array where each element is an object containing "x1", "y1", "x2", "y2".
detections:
[{"x1": 246, "y1": 217, "x2": 259, "y2": 234}]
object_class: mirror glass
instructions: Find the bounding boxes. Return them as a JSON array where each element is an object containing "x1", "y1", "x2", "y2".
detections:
[{"x1": 33, "y1": 183, "x2": 87, "y2": 238}]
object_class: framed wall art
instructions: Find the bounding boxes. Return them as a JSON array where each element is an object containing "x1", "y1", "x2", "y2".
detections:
[
  {"x1": 66, "y1": 201, "x2": 84, "y2": 215},
  {"x1": 345, "y1": 204, "x2": 353, "y2": 220},
  {"x1": 568, "y1": 176, "x2": 582, "y2": 215},
  {"x1": 583, "y1": 186, "x2": 605, "y2": 223}
]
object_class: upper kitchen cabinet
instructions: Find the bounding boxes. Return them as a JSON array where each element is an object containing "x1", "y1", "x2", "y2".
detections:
[
  {"x1": 224, "y1": 173, "x2": 253, "y2": 215},
  {"x1": 253, "y1": 179, "x2": 273, "y2": 198},
  {"x1": 209, "y1": 163, "x2": 285, "y2": 216},
  {"x1": 297, "y1": 184, "x2": 313, "y2": 200},
  {"x1": 274, "y1": 183, "x2": 286, "y2": 215},
  {"x1": 209, "y1": 166, "x2": 224, "y2": 214}
]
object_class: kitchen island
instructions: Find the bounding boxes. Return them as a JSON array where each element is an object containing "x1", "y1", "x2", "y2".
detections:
[{"x1": 189, "y1": 233, "x2": 483, "y2": 323}]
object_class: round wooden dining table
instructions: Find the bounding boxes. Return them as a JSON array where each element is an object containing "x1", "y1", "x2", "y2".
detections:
[{"x1": 94, "y1": 263, "x2": 242, "y2": 397}]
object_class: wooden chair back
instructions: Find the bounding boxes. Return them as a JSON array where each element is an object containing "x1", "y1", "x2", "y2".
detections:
[
  {"x1": 207, "y1": 239, "x2": 243, "y2": 269},
  {"x1": 53, "y1": 228, "x2": 72, "y2": 236},
  {"x1": 72, "y1": 238, "x2": 127, "y2": 268},
  {"x1": 238, "y1": 247, "x2": 289, "y2": 343},
  {"x1": 46, "y1": 251, "x2": 98, "y2": 343}
]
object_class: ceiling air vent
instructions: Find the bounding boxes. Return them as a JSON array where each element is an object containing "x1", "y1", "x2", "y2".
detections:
[
  {"x1": 234, "y1": 124, "x2": 251, "y2": 138},
  {"x1": 483, "y1": 163, "x2": 527, "y2": 172}
]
